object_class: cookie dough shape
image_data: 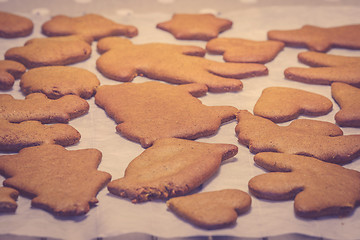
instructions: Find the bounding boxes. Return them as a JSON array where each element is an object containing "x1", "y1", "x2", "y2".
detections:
[
  {"x1": 0, "y1": 144, "x2": 111, "y2": 216},
  {"x1": 285, "y1": 51, "x2": 360, "y2": 87},
  {"x1": 107, "y1": 138, "x2": 238, "y2": 203},
  {"x1": 0, "y1": 93, "x2": 89, "y2": 123},
  {"x1": 0, "y1": 11, "x2": 33, "y2": 38},
  {"x1": 267, "y1": 24, "x2": 360, "y2": 52},
  {"x1": 95, "y1": 82, "x2": 238, "y2": 148},
  {"x1": 331, "y1": 82, "x2": 360, "y2": 127},
  {"x1": 156, "y1": 13, "x2": 232, "y2": 41},
  {"x1": 42, "y1": 13, "x2": 138, "y2": 41},
  {"x1": 253, "y1": 87, "x2": 333, "y2": 123},
  {"x1": 235, "y1": 110, "x2": 360, "y2": 164},
  {"x1": 249, "y1": 152, "x2": 360, "y2": 218},
  {"x1": 96, "y1": 37, "x2": 267, "y2": 93},
  {"x1": 0, "y1": 187, "x2": 19, "y2": 213},
  {"x1": 5, "y1": 35, "x2": 91, "y2": 69},
  {"x1": 167, "y1": 189, "x2": 251, "y2": 229},
  {"x1": 20, "y1": 66, "x2": 100, "y2": 99},
  {"x1": 0, "y1": 60, "x2": 26, "y2": 90},
  {"x1": 0, "y1": 119, "x2": 81, "y2": 152},
  {"x1": 206, "y1": 38, "x2": 284, "y2": 63}
]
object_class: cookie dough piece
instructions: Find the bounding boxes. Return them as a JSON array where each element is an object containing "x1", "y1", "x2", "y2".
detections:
[
  {"x1": 167, "y1": 189, "x2": 251, "y2": 229},
  {"x1": 0, "y1": 187, "x2": 19, "y2": 213},
  {"x1": 0, "y1": 11, "x2": 33, "y2": 38},
  {"x1": 108, "y1": 138, "x2": 238, "y2": 203},
  {"x1": 249, "y1": 152, "x2": 360, "y2": 218},
  {"x1": 0, "y1": 60, "x2": 26, "y2": 90}
]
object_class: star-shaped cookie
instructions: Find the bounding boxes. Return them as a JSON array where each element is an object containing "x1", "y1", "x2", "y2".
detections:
[{"x1": 0, "y1": 60, "x2": 26, "y2": 90}]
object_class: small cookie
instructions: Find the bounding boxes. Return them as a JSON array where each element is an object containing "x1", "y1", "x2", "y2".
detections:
[
  {"x1": 0, "y1": 187, "x2": 19, "y2": 213},
  {"x1": 268, "y1": 24, "x2": 360, "y2": 52},
  {"x1": 5, "y1": 35, "x2": 92, "y2": 68},
  {"x1": 285, "y1": 51, "x2": 360, "y2": 87},
  {"x1": 20, "y1": 66, "x2": 100, "y2": 99},
  {"x1": 42, "y1": 13, "x2": 138, "y2": 41},
  {"x1": 95, "y1": 82, "x2": 238, "y2": 148},
  {"x1": 96, "y1": 37, "x2": 268, "y2": 93},
  {"x1": 0, "y1": 60, "x2": 26, "y2": 90},
  {"x1": 0, "y1": 93, "x2": 89, "y2": 123},
  {"x1": 331, "y1": 82, "x2": 360, "y2": 127},
  {"x1": 0, "y1": 119, "x2": 81, "y2": 152},
  {"x1": 156, "y1": 13, "x2": 232, "y2": 41},
  {"x1": 107, "y1": 138, "x2": 238, "y2": 203},
  {"x1": 249, "y1": 152, "x2": 360, "y2": 218},
  {"x1": 206, "y1": 38, "x2": 284, "y2": 63},
  {"x1": 166, "y1": 189, "x2": 251, "y2": 229},
  {"x1": 253, "y1": 87, "x2": 333, "y2": 123},
  {"x1": 0, "y1": 11, "x2": 33, "y2": 38},
  {"x1": 235, "y1": 110, "x2": 360, "y2": 164},
  {"x1": 0, "y1": 144, "x2": 111, "y2": 216}
]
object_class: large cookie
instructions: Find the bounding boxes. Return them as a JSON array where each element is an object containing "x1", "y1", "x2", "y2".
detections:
[
  {"x1": 107, "y1": 138, "x2": 238, "y2": 203},
  {"x1": 95, "y1": 82, "x2": 237, "y2": 148},
  {"x1": 0, "y1": 60, "x2": 26, "y2": 90},
  {"x1": 0, "y1": 187, "x2": 19, "y2": 213},
  {"x1": 0, "y1": 11, "x2": 33, "y2": 38}
]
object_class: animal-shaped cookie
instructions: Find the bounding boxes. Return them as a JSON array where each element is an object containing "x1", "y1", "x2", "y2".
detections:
[
  {"x1": 0, "y1": 144, "x2": 111, "y2": 216},
  {"x1": 0, "y1": 93, "x2": 89, "y2": 123},
  {"x1": 5, "y1": 35, "x2": 92, "y2": 68},
  {"x1": 0, "y1": 119, "x2": 81, "y2": 152},
  {"x1": 0, "y1": 187, "x2": 19, "y2": 213},
  {"x1": 20, "y1": 66, "x2": 100, "y2": 99},
  {"x1": 285, "y1": 51, "x2": 360, "y2": 87},
  {"x1": 206, "y1": 38, "x2": 284, "y2": 63},
  {"x1": 107, "y1": 138, "x2": 238, "y2": 203},
  {"x1": 253, "y1": 87, "x2": 333, "y2": 123},
  {"x1": 268, "y1": 24, "x2": 360, "y2": 52},
  {"x1": 331, "y1": 82, "x2": 360, "y2": 127},
  {"x1": 0, "y1": 11, "x2": 33, "y2": 38},
  {"x1": 41, "y1": 13, "x2": 138, "y2": 41},
  {"x1": 96, "y1": 37, "x2": 268, "y2": 93},
  {"x1": 156, "y1": 13, "x2": 232, "y2": 41},
  {"x1": 95, "y1": 82, "x2": 238, "y2": 148},
  {"x1": 0, "y1": 60, "x2": 26, "y2": 90},
  {"x1": 235, "y1": 110, "x2": 360, "y2": 164},
  {"x1": 249, "y1": 152, "x2": 360, "y2": 218},
  {"x1": 166, "y1": 189, "x2": 251, "y2": 229}
]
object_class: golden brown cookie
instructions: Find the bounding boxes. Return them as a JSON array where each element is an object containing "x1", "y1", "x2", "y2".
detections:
[
  {"x1": 235, "y1": 110, "x2": 360, "y2": 164},
  {"x1": 41, "y1": 13, "x2": 138, "y2": 41},
  {"x1": 0, "y1": 11, "x2": 33, "y2": 38},
  {"x1": 0, "y1": 93, "x2": 89, "y2": 123},
  {"x1": 0, "y1": 187, "x2": 19, "y2": 213},
  {"x1": 0, "y1": 144, "x2": 111, "y2": 216},
  {"x1": 20, "y1": 66, "x2": 100, "y2": 99},
  {"x1": 96, "y1": 37, "x2": 267, "y2": 93},
  {"x1": 253, "y1": 87, "x2": 333, "y2": 123},
  {"x1": 95, "y1": 82, "x2": 237, "y2": 148},
  {"x1": 107, "y1": 138, "x2": 238, "y2": 203},
  {"x1": 156, "y1": 13, "x2": 232, "y2": 41},
  {"x1": 331, "y1": 82, "x2": 360, "y2": 127},
  {"x1": 0, "y1": 60, "x2": 26, "y2": 90},
  {"x1": 206, "y1": 38, "x2": 284, "y2": 63},
  {"x1": 166, "y1": 189, "x2": 251, "y2": 229},
  {"x1": 268, "y1": 24, "x2": 360, "y2": 52},
  {"x1": 249, "y1": 152, "x2": 360, "y2": 218}
]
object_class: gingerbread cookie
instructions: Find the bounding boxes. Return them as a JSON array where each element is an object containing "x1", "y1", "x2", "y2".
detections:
[
  {"x1": 0, "y1": 11, "x2": 33, "y2": 38},
  {"x1": 0, "y1": 60, "x2": 26, "y2": 90},
  {"x1": 96, "y1": 37, "x2": 267, "y2": 93},
  {"x1": 249, "y1": 152, "x2": 360, "y2": 218},
  {"x1": 0, "y1": 93, "x2": 89, "y2": 123},
  {"x1": 331, "y1": 82, "x2": 360, "y2": 127},
  {"x1": 20, "y1": 66, "x2": 100, "y2": 99},
  {"x1": 42, "y1": 13, "x2": 138, "y2": 41},
  {"x1": 5, "y1": 35, "x2": 92, "y2": 68},
  {"x1": 107, "y1": 138, "x2": 238, "y2": 203},
  {"x1": 267, "y1": 24, "x2": 360, "y2": 52},
  {"x1": 0, "y1": 119, "x2": 81, "y2": 152},
  {"x1": 0, "y1": 187, "x2": 19, "y2": 213},
  {"x1": 235, "y1": 110, "x2": 360, "y2": 164},
  {"x1": 156, "y1": 13, "x2": 232, "y2": 41},
  {"x1": 95, "y1": 82, "x2": 237, "y2": 148},
  {"x1": 0, "y1": 144, "x2": 111, "y2": 216},
  {"x1": 253, "y1": 87, "x2": 333, "y2": 123},
  {"x1": 285, "y1": 51, "x2": 360, "y2": 87},
  {"x1": 206, "y1": 38, "x2": 284, "y2": 63},
  {"x1": 167, "y1": 189, "x2": 251, "y2": 229}
]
